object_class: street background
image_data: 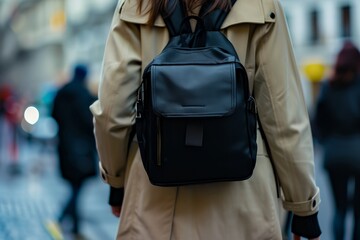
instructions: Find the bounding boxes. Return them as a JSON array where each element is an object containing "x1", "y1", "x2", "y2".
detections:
[
  {"x1": 0, "y1": 116, "x2": 119, "y2": 240},
  {"x1": 1, "y1": 0, "x2": 360, "y2": 239}
]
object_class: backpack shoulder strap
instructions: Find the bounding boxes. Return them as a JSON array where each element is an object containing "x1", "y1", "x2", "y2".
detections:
[
  {"x1": 197, "y1": 0, "x2": 237, "y2": 31},
  {"x1": 161, "y1": 0, "x2": 191, "y2": 36}
]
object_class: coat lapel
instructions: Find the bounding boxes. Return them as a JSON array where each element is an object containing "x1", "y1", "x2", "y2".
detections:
[{"x1": 120, "y1": 0, "x2": 275, "y2": 27}]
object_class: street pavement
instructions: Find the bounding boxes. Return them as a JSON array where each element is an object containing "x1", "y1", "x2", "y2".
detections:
[
  {"x1": 0, "y1": 123, "x2": 119, "y2": 240},
  {"x1": 314, "y1": 142, "x2": 354, "y2": 240}
]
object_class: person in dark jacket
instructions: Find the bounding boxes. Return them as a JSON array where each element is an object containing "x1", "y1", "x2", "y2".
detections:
[
  {"x1": 314, "y1": 41, "x2": 360, "y2": 240},
  {"x1": 52, "y1": 64, "x2": 97, "y2": 238}
]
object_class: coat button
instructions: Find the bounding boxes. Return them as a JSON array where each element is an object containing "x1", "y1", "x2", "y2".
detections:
[{"x1": 270, "y1": 12, "x2": 276, "y2": 19}]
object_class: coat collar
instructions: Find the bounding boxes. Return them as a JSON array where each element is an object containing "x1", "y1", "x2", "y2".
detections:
[{"x1": 119, "y1": 0, "x2": 275, "y2": 27}]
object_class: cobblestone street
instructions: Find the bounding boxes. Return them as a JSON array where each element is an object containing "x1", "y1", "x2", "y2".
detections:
[{"x1": 0, "y1": 120, "x2": 119, "y2": 240}]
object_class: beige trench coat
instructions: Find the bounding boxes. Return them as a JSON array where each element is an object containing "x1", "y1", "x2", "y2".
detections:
[{"x1": 90, "y1": 0, "x2": 321, "y2": 239}]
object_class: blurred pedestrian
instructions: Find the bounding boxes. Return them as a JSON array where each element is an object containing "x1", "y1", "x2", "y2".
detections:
[
  {"x1": 91, "y1": 0, "x2": 321, "y2": 239},
  {"x1": 0, "y1": 84, "x2": 22, "y2": 173},
  {"x1": 314, "y1": 41, "x2": 360, "y2": 240},
  {"x1": 51, "y1": 64, "x2": 97, "y2": 239}
]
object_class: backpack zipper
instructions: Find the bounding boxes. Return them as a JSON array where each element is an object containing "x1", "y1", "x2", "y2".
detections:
[{"x1": 156, "y1": 117, "x2": 162, "y2": 166}]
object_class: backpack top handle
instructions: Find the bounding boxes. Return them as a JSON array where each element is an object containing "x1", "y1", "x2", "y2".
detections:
[
  {"x1": 197, "y1": 0, "x2": 237, "y2": 31},
  {"x1": 161, "y1": 0, "x2": 237, "y2": 36},
  {"x1": 179, "y1": 16, "x2": 206, "y2": 47}
]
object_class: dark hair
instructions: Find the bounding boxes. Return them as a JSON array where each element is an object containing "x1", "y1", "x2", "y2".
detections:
[
  {"x1": 330, "y1": 41, "x2": 360, "y2": 84},
  {"x1": 139, "y1": 0, "x2": 232, "y2": 25}
]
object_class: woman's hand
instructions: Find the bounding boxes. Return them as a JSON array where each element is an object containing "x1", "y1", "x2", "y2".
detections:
[
  {"x1": 293, "y1": 234, "x2": 320, "y2": 240},
  {"x1": 111, "y1": 206, "x2": 122, "y2": 218}
]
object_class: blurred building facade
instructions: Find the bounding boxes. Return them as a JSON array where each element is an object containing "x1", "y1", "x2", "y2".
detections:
[
  {"x1": 0, "y1": 0, "x2": 359, "y2": 106},
  {"x1": 282, "y1": 0, "x2": 360, "y2": 108},
  {"x1": 283, "y1": 0, "x2": 360, "y2": 58},
  {"x1": 0, "y1": 0, "x2": 117, "y2": 99}
]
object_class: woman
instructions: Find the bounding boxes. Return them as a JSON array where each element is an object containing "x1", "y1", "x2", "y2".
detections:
[
  {"x1": 314, "y1": 41, "x2": 360, "y2": 240},
  {"x1": 90, "y1": 0, "x2": 321, "y2": 239}
]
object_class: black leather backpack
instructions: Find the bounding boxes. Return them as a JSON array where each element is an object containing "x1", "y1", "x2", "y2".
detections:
[{"x1": 136, "y1": 0, "x2": 257, "y2": 186}]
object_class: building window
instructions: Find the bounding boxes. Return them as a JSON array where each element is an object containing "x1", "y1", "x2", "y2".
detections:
[
  {"x1": 341, "y1": 5, "x2": 351, "y2": 37},
  {"x1": 310, "y1": 9, "x2": 319, "y2": 44}
]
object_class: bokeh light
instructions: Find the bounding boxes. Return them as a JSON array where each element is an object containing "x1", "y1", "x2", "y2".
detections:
[{"x1": 24, "y1": 106, "x2": 40, "y2": 125}]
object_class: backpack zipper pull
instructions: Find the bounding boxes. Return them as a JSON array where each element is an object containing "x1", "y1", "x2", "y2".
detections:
[{"x1": 247, "y1": 96, "x2": 257, "y2": 114}]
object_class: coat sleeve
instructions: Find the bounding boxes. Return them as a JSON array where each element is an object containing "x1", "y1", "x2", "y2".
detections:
[
  {"x1": 254, "y1": 0, "x2": 320, "y2": 216},
  {"x1": 90, "y1": 0, "x2": 141, "y2": 188}
]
